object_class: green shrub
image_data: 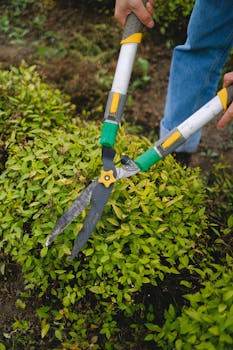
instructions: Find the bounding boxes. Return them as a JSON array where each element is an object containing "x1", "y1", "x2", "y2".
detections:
[
  {"x1": 0, "y1": 64, "x2": 73, "y2": 139},
  {"x1": 0, "y1": 65, "x2": 211, "y2": 348},
  {"x1": 154, "y1": 0, "x2": 194, "y2": 37},
  {"x1": 150, "y1": 260, "x2": 233, "y2": 350},
  {"x1": 207, "y1": 163, "x2": 233, "y2": 230},
  {"x1": 206, "y1": 163, "x2": 233, "y2": 263},
  {"x1": 145, "y1": 163, "x2": 233, "y2": 349}
]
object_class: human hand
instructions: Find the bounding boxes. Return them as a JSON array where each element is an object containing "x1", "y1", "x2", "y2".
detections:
[
  {"x1": 217, "y1": 72, "x2": 233, "y2": 129},
  {"x1": 115, "y1": 0, "x2": 155, "y2": 28}
]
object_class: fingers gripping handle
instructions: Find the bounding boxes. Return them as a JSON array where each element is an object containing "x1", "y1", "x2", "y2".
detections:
[
  {"x1": 218, "y1": 85, "x2": 233, "y2": 110},
  {"x1": 100, "y1": 1, "x2": 148, "y2": 148},
  {"x1": 122, "y1": 0, "x2": 147, "y2": 41},
  {"x1": 226, "y1": 85, "x2": 233, "y2": 107}
]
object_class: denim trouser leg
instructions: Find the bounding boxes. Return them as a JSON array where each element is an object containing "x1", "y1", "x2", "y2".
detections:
[{"x1": 160, "y1": 0, "x2": 233, "y2": 153}]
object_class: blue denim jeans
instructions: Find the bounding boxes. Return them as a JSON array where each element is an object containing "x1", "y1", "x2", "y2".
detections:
[{"x1": 160, "y1": 0, "x2": 233, "y2": 153}]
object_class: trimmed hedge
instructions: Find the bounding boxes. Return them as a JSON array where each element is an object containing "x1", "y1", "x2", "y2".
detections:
[
  {"x1": 149, "y1": 260, "x2": 233, "y2": 350},
  {"x1": 0, "y1": 65, "x2": 232, "y2": 349}
]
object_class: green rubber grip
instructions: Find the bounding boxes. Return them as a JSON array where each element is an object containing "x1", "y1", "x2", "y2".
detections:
[
  {"x1": 135, "y1": 147, "x2": 162, "y2": 172},
  {"x1": 100, "y1": 121, "x2": 119, "y2": 147}
]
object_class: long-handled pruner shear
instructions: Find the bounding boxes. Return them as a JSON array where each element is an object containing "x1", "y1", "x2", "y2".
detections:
[{"x1": 46, "y1": 4, "x2": 233, "y2": 260}]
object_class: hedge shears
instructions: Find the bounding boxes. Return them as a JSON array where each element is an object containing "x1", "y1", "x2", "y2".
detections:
[{"x1": 46, "y1": 6, "x2": 233, "y2": 260}]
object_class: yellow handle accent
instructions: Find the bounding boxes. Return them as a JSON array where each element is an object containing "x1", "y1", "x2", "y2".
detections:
[
  {"x1": 121, "y1": 33, "x2": 142, "y2": 44},
  {"x1": 98, "y1": 170, "x2": 116, "y2": 188},
  {"x1": 217, "y1": 87, "x2": 228, "y2": 110},
  {"x1": 162, "y1": 131, "x2": 182, "y2": 149},
  {"x1": 110, "y1": 92, "x2": 120, "y2": 114}
]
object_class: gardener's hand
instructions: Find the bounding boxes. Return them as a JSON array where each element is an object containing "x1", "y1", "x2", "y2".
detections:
[
  {"x1": 217, "y1": 72, "x2": 233, "y2": 129},
  {"x1": 115, "y1": 0, "x2": 155, "y2": 28}
]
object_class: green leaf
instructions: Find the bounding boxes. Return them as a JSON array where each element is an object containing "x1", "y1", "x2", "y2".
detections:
[
  {"x1": 166, "y1": 195, "x2": 183, "y2": 207},
  {"x1": 208, "y1": 326, "x2": 219, "y2": 336},
  {"x1": 40, "y1": 246, "x2": 48, "y2": 258},
  {"x1": 63, "y1": 296, "x2": 71, "y2": 307},
  {"x1": 179, "y1": 255, "x2": 189, "y2": 268},
  {"x1": 41, "y1": 322, "x2": 50, "y2": 339},
  {"x1": 180, "y1": 280, "x2": 192, "y2": 288},
  {"x1": 0, "y1": 342, "x2": 6, "y2": 350},
  {"x1": 175, "y1": 339, "x2": 183, "y2": 350},
  {"x1": 219, "y1": 333, "x2": 233, "y2": 344},
  {"x1": 111, "y1": 203, "x2": 126, "y2": 219},
  {"x1": 145, "y1": 323, "x2": 161, "y2": 332},
  {"x1": 15, "y1": 299, "x2": 26, "y2": 310},
  {"x1": 227, "y1": 214, "x2": 233, "y2": 227},
  {"x1": 61, "y1": 245, "x2": 71, "y2": 255},
  {"x1": 144, "y1": 334, "x2": 154, "y2": 341},
  {"x1": 83, "y1": 248, "x2": 94, "y2": 256},
  {"x1": 185, "y1": 310, "x2": 200, "y2": 321},
  {"x1": 36, "y1": 306, "x2": 50, "y2": 319},
  {"x1": 218, "y1": 304, "x2": 227, "y2": 313},
  {"x1": 55, "y1": 329, "x2": 63, "y2": 340},
  {"x1": 89, "y1": 286, "x2": 104, "y2": 294},
  {"x1": 223, "y1": 290, "x2": 233, "y2": 301},
  {"x1": 106, "y1": 217, "x2": 119, "y2": 226}
]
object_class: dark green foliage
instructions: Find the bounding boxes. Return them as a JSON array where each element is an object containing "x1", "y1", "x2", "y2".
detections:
[
  {"x1": 150, "y1": 261, "x2": 233, "y2": 350},
  {"x1": 0, "y1": 0, "x2": 195, "y2": 43},
  {"x1": 206, "y1": 163, "x2": 233, "y2": 262},
  {"x1": 154, "y1": 0, "x2": 195, "y2": 37},
  {"x1": 207, "y1": 163, "x2": 233, "y2": 229}
]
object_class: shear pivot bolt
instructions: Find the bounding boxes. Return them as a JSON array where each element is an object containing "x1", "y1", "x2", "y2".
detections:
[{"x1": 98, "y1": 170, "x2": 116, "y2": 188}]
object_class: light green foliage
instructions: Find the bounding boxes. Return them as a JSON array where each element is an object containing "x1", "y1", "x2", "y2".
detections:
[
  {"x1": 151, "y1": 261, "x2": 233, "y2": 349},
  {"x1": 0, "y1": 65, "x2": 211, "y2": 347},
  {"x1": 83, "y1": 150, "x2": 209, "y2": 312},
  {"x1": 0, "y1": 64, "x2": 73, "y2": 138},
  {"x1": 131, "y1": 57, "x2": 151, "y2": 90},
  {"x1": 0, "y1": 64, "x2": 227, "y2": 349}
]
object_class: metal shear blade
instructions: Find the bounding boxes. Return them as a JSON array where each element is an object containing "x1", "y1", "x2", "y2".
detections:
[
  {"x1": 46, "y1": 146, "x2": 118, "y2": 259},
  {"x1": 45, "y1": 180, "x2": 97, "y2": 247},
  {"x1": 69, "y1": 180, "x2": 114, "y2": 260},
  {"x1": 46, "y1": 149, "x2": 140, "y2": 259}
]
